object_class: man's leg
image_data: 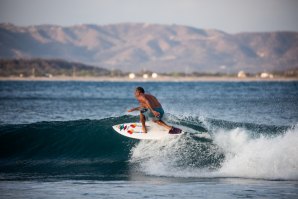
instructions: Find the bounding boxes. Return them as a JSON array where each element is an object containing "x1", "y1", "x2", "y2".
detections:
[
  {"x1": 140, "y1": 113, "x2": 147, "y2": 133},
  {"x1": 154, "y1": 120, "x2": 172, "y2": 130}
]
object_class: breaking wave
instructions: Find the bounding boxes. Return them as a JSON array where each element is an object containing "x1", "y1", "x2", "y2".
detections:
[{"x1": 0, "y1": 115, "x2": 297, "y2": 180}]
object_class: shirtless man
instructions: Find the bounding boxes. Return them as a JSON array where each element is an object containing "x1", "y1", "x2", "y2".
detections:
[{"x1": 128, "y1": 87, "x2": 179, "y2": 134}]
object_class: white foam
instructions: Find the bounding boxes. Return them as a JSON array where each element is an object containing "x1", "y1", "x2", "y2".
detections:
[
  {"x1": 214, "y1": 127, "x2": 298, "y2": 180},
  {"x1": 129, "y1": 125, "x2": 298, "y2": 180}
]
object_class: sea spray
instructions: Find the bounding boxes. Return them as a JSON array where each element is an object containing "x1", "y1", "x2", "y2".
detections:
[{"x1": 130, "y1": 133, "x2": 224, "y2": 177}]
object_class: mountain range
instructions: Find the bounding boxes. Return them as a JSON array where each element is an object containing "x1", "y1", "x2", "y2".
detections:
[{"x1": 0, "y1": 23, "x2": 297, "y2": 73}]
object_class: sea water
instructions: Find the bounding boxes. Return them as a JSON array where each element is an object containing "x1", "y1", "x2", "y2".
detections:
[{"x1": 0, "y1": 81, "x2": 297, "y2": 198}]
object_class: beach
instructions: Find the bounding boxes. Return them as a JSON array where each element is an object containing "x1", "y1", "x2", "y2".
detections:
[{"x1": 0, "y1": 76, "x2": 297, "y2": 82}]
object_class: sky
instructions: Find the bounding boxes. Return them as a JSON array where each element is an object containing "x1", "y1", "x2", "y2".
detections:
[{"x1": 0, "y1": 0, "x2": 297, "y2": 33}]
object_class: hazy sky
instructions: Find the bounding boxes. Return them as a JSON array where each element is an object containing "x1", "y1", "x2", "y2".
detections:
[{"x1": 0, "y1": 0, "x2": 297, "y2": 33}]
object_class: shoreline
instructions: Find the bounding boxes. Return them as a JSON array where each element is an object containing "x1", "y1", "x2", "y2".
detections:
[{"x1": 0, "y1": 76, "x2": 297, "y2": 82}]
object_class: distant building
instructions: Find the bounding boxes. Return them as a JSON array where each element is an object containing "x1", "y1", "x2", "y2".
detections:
[
  {"x1": 152, "y1": 73, "x2": 158, "y2": 78},
  {"x1": 237, "y1": 71, "x2": 247, "y2": 78},
  {"x1": 260, "y1": 72, "x2": 274, "y2": 78},
  {"x1": 143, "y1": 74, "x2": 149, "y2": 79},
  {"x1": 46, "y1": 73, "x2": 53, "y2": 78},
  {"x1": 128, "y1": 73, "x2": 135, "y2": 79}
]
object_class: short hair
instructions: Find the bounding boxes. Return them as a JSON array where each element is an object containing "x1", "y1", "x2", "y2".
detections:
[{"x1": 136, "y1": 87, "x2": 145, "y2": 93}]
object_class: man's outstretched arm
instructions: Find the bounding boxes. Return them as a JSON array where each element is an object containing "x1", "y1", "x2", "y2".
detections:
[{"x1": 127, "y1": 107, "x2": 142, "y2": 112}]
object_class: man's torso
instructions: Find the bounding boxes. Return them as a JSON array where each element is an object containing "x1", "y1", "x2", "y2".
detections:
[{"x1": 138, "y1": 94, "x2": 161, "y2": 109}]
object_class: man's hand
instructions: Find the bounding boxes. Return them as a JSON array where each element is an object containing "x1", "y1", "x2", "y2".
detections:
[
  {"x1": 127, "y1": 109, "x2": 133, "y2": 112},
  {"x1": 153, "y1": 111, "x2": 160, "y2": 117}
]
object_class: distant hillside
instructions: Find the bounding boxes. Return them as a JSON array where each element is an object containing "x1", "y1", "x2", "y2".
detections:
[
  {"x1": 0, "y1": 23, "x2": 297, "y2": 73},
  {"x1": 0, "y1": 59, "x2": 111, "y2": 77}
]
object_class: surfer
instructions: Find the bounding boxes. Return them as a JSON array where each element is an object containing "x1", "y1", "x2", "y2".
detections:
[{"x1": 128, "y1": 87, "x2": 180, "y2": 134}]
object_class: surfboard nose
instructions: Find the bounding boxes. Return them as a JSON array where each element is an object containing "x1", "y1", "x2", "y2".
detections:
[{"x1": 112, "y1": 125, "x2": 119, "y2": 131}]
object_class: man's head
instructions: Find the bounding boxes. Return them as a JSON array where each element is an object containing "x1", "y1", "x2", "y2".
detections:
[{"x1": 135, "y1": 87, "x2": 145, "y2": 97}]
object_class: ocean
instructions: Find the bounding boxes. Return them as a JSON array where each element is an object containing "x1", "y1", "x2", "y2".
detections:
[{"x1": 0, "y1": 81, "x2": 297, "y2": 198}]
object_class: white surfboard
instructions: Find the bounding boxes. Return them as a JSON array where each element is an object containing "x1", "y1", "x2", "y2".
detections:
[{"x1": 112, "y1": 122, "x2": 184, "y2": 140}]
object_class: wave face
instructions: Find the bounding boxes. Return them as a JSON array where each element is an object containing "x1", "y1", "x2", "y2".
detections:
[
  {"x1": 0, "y1": 115, "x2": 297, "y2": 180},
  {"x1": 0, "y1": 116, "x2": 138, "y2": 180}
]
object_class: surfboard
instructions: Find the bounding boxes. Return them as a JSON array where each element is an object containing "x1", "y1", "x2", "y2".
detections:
[{"x1": 112, "y1": 122, "x2": 184, "y2": 140}]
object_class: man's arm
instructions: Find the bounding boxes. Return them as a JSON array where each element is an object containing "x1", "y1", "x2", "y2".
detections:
[{"x1": 127, "y1": 107, "x2": 142, "y2": 112}]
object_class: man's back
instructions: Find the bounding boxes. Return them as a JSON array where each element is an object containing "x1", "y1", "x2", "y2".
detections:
[{"x1": 139, "y1": 94, "x2": 161, "y2": 108}]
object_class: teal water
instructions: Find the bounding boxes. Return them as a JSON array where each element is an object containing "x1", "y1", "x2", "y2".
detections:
[{"x1": 0, "y1": 81, "x2": 297, "y2": 198}]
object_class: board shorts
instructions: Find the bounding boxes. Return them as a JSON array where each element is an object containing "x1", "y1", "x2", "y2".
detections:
[{"x1": 140, "y1": 107, "x2": 164, "y2": 121}]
